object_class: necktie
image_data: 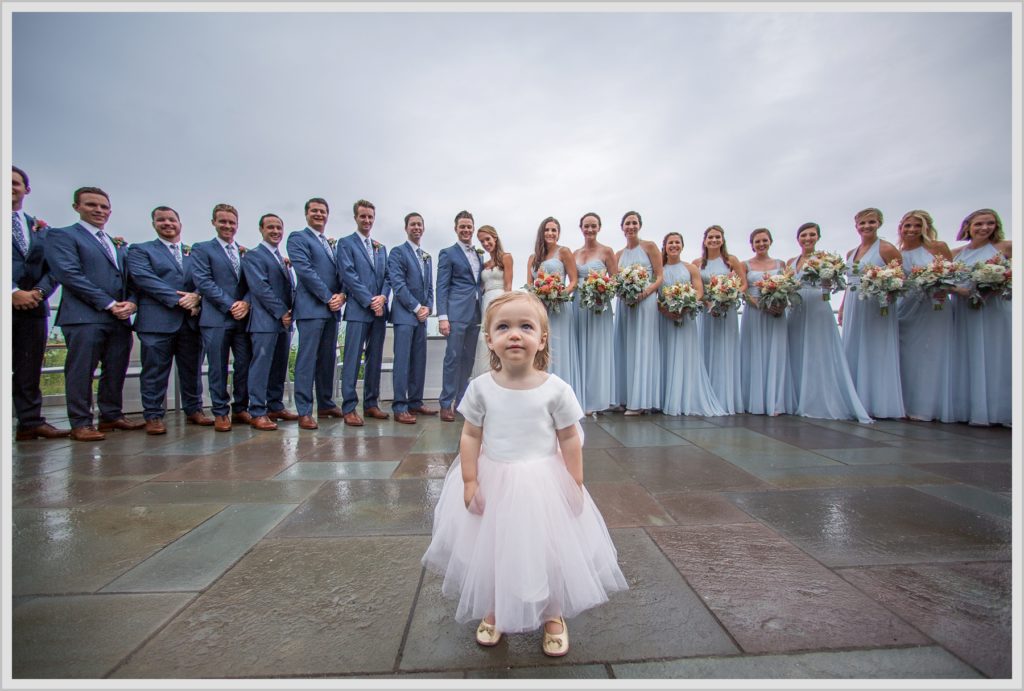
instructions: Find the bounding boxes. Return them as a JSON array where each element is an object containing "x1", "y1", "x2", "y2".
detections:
[
  {"x1": 365, "y1": 236, "x2": 373, "y2": 259},
  {"x1": 12, "y1": 212, "x2": 28, "y2": 256},
  {"x1": 95, "y1": 230, "x2": 117, "y2": 265},
  {"x1": 275, "y1": 249, "x2": 295, "y2": 286},
  {"x1": 318, "y1": 233, "x2": 332, "y2": 257},
  {"x1": 226, "y1": 244, "x2": 240, "y2": 275},
  {"x1": 169, "y1": 243, "x2": 182, "y2": 268},
  {"x1": 417, "y1": 247, "x2": 426, "y2": 279}
]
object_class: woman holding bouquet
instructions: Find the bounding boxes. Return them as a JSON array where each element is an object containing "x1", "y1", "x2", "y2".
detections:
[
  {"x1": 950, "y1": 209, "x2": 1012, "y2": 426},
  {"x1": 659, "y1": 233, "x2": 725, "y2": 416},
  {"x1": 527, "y1": 217, "x2": 582, "y2": 398},
  {"x1": 471, "y1": 225, "x2": 514, "y2": 378},
  {"x1": 614, "y1": 211, "x2": 663, "y2": 415},
  {"x1": 692, "y1": 225, "x2": 745, "y2": 414},
  {"x1": 838, "y1": 208, "x2": 905, "y2": 419},
  {"x1": 739, "y1": 228, "x2": 795, "y2": 416},
  {"x1": 573, "y1": 212, "x2": 619, "y2": 414},
  {"x1": 895, "y1": 210, "x2": 957, "y2": 422},
  {"x1": 786, "y1": 223, "x2": 872, "y2": 424}
]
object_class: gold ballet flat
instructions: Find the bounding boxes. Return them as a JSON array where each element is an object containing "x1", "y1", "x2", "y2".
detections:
[
  {"x1": 476, "y1": 619, "x2": 502, "y2": 647},
  {"x1": 542, "y1": 617, "x2": 569, "y2": 657}
]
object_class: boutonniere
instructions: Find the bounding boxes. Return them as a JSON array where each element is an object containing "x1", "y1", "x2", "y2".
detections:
[
  {"x1": 181, "y1": 244, "x2": 192, "y2": 256},
  {"x1": 327, "y1": 237, "x2": 337, "y2": 249},
  {"x1": 420, "y1": 250, "x2": 431, "y2": 262},
  {"x1": 283, "y1": 257, "x2": 293, "y2": 269},
  {"x1": 372, "y1": 240, "x2": 383, "y2": 251},
  {"x1": 238, "y1": 245, "x2": 248, "y2": 256},
  {"x1": 474, "y1": 247, "x2": 484, "y2": 256},
  {"x1": 31, "y1": 218, "x2": 49, "y2": 232},
  {"x1": 112, "y1": 236, "x2": 127, "y2": 248}
]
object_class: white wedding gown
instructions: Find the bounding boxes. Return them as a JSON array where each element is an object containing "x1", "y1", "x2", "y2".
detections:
[{"x1": 471, "y1": 267, "x2": 507, "y2": 378}]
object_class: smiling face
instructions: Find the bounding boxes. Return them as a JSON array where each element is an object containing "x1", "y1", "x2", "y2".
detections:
[
  {"x1": 750, "y1": 231, "x2": 772, "y2": 255},
  {"x1": 73, "y1": 192, "x2": 112, "y2": 229},
  {"x1": 899, "y1": 215, "x2": 924, "y2": 244},
  {"x1": 485, "y1": 294, "x2": 548, "y2": 371},
  {"x1": 797, "y1": 226, "x2": 820, "y2": 251},
  {"x1": 405, "y1": 214, "x2": 424, "y2": 245},
  {"x1": 212, "y1": 209, "x2": 238, "y2": 243},
  {"x1": 580, "y1": 214, "x2": 601, "y2": 240},
  {"x1": 12, "y1": 169, "x2": 28, "y2": 210},
  {"x1": 456, "y1": 217, "x2": 475, "y2": 244},
  {"x1": 478, "y1": 230, "x2": 496, "y2": 253},
  {"x1": 703, "y1": 228, "x2": 723, "y2": 250},
  {"x1": 306, "y1": 202, "x2": 329, "y2": 232},
  {"x1": 152, "y1": 209, "x2": 182, "y2": 242},
  {"x1": 260, "y1": 215, "x2": 284, "y2": 247},
  {"x1": 663, "y1": 233, "x2": 683, "y2": 259},
  {"x1": 355, "y1": 205, "x2": 375, "y2": 234},
  {"x1": 856, "y1": 212, "x2": 880, "y2": 240},
  {"x1": 543, "y1": 220, "x2": 560, "y2": 248},
  {"x1": 967, "y1": 213, "x2": 998, "y2": 242},
  {"x1": 621, "y1": 214, "x2": 641, "y2": 240}
]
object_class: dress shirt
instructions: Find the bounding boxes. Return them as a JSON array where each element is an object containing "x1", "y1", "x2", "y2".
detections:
[
  {"x1": 407, "y1": 240, "x2": 424, "y2": 313},
  {"x1": 77, "y1": 219, "x2": 119, "y2": 310},
  {"x1": 12, "y1": 209, "x2": 30, "y2": 292}
]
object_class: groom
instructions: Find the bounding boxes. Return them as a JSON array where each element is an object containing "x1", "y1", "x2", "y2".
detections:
[{"x1": 436, "y1": 210, "x2": 483, "y2": 422}]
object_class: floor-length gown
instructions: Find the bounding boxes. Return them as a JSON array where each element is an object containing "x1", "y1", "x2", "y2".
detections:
[
  {"x1": 614, "y1": 246, "x2": 661, "y2": 410},
  {"x1": 534, "y1": 258, "x2": 582, "y2": 399},
  {"x1": 659, "y1": 262, "x2": 726, "y2": 416},
  {"x1": 471, "y1": 267, "x2": 507, "y2": 379},
  {"x1": 896, "y1": 246, "x2": 956, "y2": 422},
  {"x1": 951, "y1": 243, "x2": 1012, "y2": 426},
  {"x1": 739, "y1": 260, "x2": 795, "y2": 415},
  {"x1": 575, "y1": 259, "x2": 616, "y2": 413},
  {"x1": 786, "y1": 258, "x2": 872, "y2": 424},
  {"x1": 841, "y1": 240, "x2": 905, "y2": 419},
  {"x1": 697, "y1": 256, "x2": 742, "y2": 414}
]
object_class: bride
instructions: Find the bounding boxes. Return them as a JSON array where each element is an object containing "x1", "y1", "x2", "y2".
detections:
[{"x1": 471, "y1": 225, "x2": 514, "y2": 378}]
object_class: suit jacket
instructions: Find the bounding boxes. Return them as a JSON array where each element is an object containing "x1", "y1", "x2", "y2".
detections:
[
  {"x1": 190, "y1": 238, "x2": 250, "y2": 328},
  {"x1": 436, "y1": 243, "x2": 483, "y2": 324},
  {"x1": 337, "y1": 232, "x2": 390, "y2": 323},
  {"x1": 286, "y1": 227, "x2": 342, "y2": 321},
  {"x1": 45, "y1": 223, "x2": 135, "y2": 326},
  {"x1": 12, "y1": 213, "x2": 58, "y2": 318},
  {"x1": 125, "y1": 239, "x2": 200, "y2": 334},
  {"x1": 241, "y1": 244, "x2": 294, "y2": 334},
  {"x1": 387, "y1": 242, "x2": 434, "y2": 327}
]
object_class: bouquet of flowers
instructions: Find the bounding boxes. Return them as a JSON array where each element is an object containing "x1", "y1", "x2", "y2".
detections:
[
  {"x1": 704, "y1": 273, "x2": 744, "y2": 317},
  {"x1": 907, "y1": 257, "x2": 970, "y2": 310},
  {"x1": 525, "y1": 270, "x2": 573, "y2": 313},
  {"x1": 578, "y1": 269, "x2": 619, "y2": 314},
  {"x1": 800, "y1": 251, "x2": 848, "y2": 300},
  {"x1": 617, "y1": 264, "x2": 650, "y2": 307},
  {"x1": 754, "y1": 270, "x2": 803, "y2": 317},
  {"x1": 658, "y1": 282, "x2": 702, "y2": 326},
  {"x1": 856, "y1": 259, "x2": 907, "y2": 316},
  {"x1": 968, "y1": 255, "x2": 1012, "y2": 309}
]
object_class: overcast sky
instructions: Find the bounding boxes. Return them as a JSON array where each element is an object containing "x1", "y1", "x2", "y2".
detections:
[{"x1": 10, "y1": 7, "x2": 1014, "y2": 278}]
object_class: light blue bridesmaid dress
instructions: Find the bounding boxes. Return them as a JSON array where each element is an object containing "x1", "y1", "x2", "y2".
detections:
[
  {"x1": 660, "y1": 262, "x2": 726, "y2": 416},
  {"x1": 697, "y1": 256, "x2": 742, "y2": 414},
  {"x1": 739, "y1": 260, "x2": 795, "y2": 415},
  {"x1": 786, "y1": 257, "x2": 872, "y2": 424},
  {"x1": 951, "y1": 243, "x2": 1011, "y2": 426},
  {"x1": 613, "y1": 246, "x2": 661, "y2": 411},
  {"x1": 841, "y1": 240, "x2": 905, "y2": 419},
  {"x1": 575, "y1": 259, "x2": 616, "y2": 413},
  {"x1": 896, "y1": 246, "x2": 956, "y2": 422},
  {"x1": 534, "y1": 257, "x2": 582, "y2": 399}
]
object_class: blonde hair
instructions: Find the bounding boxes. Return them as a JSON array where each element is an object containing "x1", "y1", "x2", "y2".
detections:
[
  {"x1": 482, "y1": 291, "x2": 550, "y2": 372},
  {"x1": 855, "y1": 207, "x2": 884, "y2": 225},
  {"x1": 957, "y1": 208, "x2": 1004, "y2": 242},
  {"x1": 897, "y1": 209, "x2": 939, "y2": 248}
]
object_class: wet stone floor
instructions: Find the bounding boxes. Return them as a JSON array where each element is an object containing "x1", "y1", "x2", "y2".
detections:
[{"x1": 8, "y1": 405, "x2": 1013, "y2": 680}]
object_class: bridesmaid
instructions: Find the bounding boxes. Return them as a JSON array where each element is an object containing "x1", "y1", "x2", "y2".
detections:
[
  {"x1": 614, "y1": 211, "x2": 663, "y2": 415},
  {"x1": 739, "y1": 228, "x2": 794, "y2": 416},
  {"x1": 692, "y1": 225, "x2": 745, "y2": 414},
  {"x1": 895, "y1": 210, "x2": 956, "y2": 422},
  {"x1": 838, "y1": 208, "x2": 905, "y2": 419},
  {"x1": 527, "y1": 217, "x2": 582, "y2": 397},
  {"x1": 951, "y1": 208, "x2": 1012, "y2": 426},
  {"x1": 658, "y1": 232, "x2": 726, "y2": 417},
  {"x1": 573, "y1": 212, "x2": 619, "y2": 415},
  {"x1": 471, "y1": 225, "x2": 513, "y2": 378},
  {"x1": 786, "y1": 222, "x2": 872, "y2": 424}
]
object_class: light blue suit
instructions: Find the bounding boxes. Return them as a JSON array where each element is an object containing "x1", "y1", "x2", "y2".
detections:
[
  {"x1": 436, "y1": 242, "x2": 483, "y2": 410},
  {"x1": 387, "y1": 242, "x2": 434, "y2": 413},
  {"x1": 241, "y1": 244, "x2": 294, "y2": 418}
]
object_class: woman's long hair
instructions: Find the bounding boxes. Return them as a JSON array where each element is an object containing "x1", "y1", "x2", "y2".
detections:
[
  {"x1": 700, "y1": 225, "x2": 735, "y2": 271},
  {"x1": 477, "y1": 225, "x2": 507, "y2": 272},
  {"x1": 532, "y1": 216, "x2": 560, "y2": 274}
]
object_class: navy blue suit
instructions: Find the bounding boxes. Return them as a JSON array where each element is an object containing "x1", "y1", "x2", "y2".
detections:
[
  {"x1": 336, "y1": 232, "x2": 390, "y2": 413},
  {"x1": 286, "y1": 228, "x2": 342, "y2": 416},
  {"x1": 12, "y1": 213, "x2": 59, "y2": 430},
  {"x1": 387, "y1": 242, "x2": 434, "y2": 413},
  {"x1": 45, "y1": 222, "x2": 136, "y2": 428},
  {"x1": 436, "y1": 242, "x2": 483, "y2": 410},
  {"x1": 241, "y1": 244, "x2": 294, "y2": 418},
  {"x1": 190, "y1": 238, "x2": 251, "y2": 417},
  {"x1": 125, "y1": 239, "x2": 205, "y2": 420}
]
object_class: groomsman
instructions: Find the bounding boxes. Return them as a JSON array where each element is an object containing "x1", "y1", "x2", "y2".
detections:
[
  {"x1": 386, "y1": 212, "x2": 436, "y2": 424},
  {"x1": 45, "y1": 186, "x2": 145, "y2": 441},
  {"x1": 191, "y1": 203, "x2": 252, "y2": 432},
  {"x1": 286, "y1": 197, "x2": 345, "y2": 430},
  {"x1": 241, "y1": 214, "x2": 295, "y2": 431},
  {"x1": 11, "y1": 166, "x2": 69, "y2": 440},
  {"x1": 125, "y1": 206, "x2": 213, "y2": 434},
  {"x1": 336, "y1": 199, "x2": 390, "y2": 427},
  {"x1": 436, "y1": 210, "x2": 483, "y2": 422}
]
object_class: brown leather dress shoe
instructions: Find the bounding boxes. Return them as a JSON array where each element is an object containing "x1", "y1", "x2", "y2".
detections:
[
  {"x1": 70, "y1": 426, "x2": 106, "y2": 441},
  {"x1": 186, "y1": 411, "x2": 215, "y2": 426},
  {"x1": 298, "y1": 415, "x2": 319, "y2": 430},
  {"x1": 343, "y1": 411, "x2": 364, "y2": 427},
  {"x1": 145, "y1": 418, "x2": 167, "y2": 435},
  {"x1": 439, "y1": 406, "x2": 456, "y2": 422},
  {"x1": 16, "y1": 423, "x2": 72, "y2": 441},
  {"x1": 231, "y1": 411, "x2": 253, "y2": 425},
  {"x1": 214, "y1": 415, "x2": 232, "y2": 432},
  {"x1": 409, "y1": 406, "x2": 438, "y2": 416},
  {"x1": 395, "y1": 411, "x2": 417, "y2": 424},
  {"x1": 98, "y1": 417, "x2": 146, "y2": 432},
  {"x1": 364, "y1": 406, "x2": 390, "y2": 420},
  {"x1": 317, "y1": 407, "x2": 345, "y2": 419},
  {"x1": 268, "y1": 409, "x2": 299, "y2": 422},
  {"x1": 250, "y1": 415, "x2": 278, "y2": 431}
]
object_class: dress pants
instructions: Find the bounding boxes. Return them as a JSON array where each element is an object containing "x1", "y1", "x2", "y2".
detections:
[
  {"x1": 12, "y1": 313, "x2": 49, "y2": 430},
  {"x1": 392, "y1": 322, "x2": 427, "y2": 413},
  {"x1": 293, "y1": 317, "x2": 339, "y2": 416},
  {"x1": 138, "y1": 325, "x2": 204, "y2": 420},
  {"x1": 201, "y1": 322, "x2": 251, "y2": 416},
  {"x1": 247, "y1": 331, "x2": 291, "y2": 418},
  {"x1": 439, "y1": 320, "x2": 479, "y2": 410},
  {"x1": 61, "y1": 322, "x2": 133, "y2": 428},
  {"x1": 341, "y1": 317, "x2": 386, "y2": 413}
]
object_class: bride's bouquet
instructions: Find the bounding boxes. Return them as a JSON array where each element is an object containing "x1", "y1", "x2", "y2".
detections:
[
  {"x1": 800, "y1": 251, "x2": 848, "y2": 300},
  {"x1": 658, "y1": 282, "x2": 702, "y2": 326},
  {"x1": 856, "y1": 259, "x2": 908, "y2": 316},
  {"x1": 704, "y1": 273, "x2": 744, "y2": 317},
  {"x1": 907, "y1": 257, "x2": 970, "y2": 310},
  {"x1": 525, "y1": 270, "x2": 573, "y2": 313},
  {"x1": 616, "y1": 264, "x2": 650, "y2": 307},
  {"x1": 968, "y1": 255, "x2": 1012, "y2": 309},
  {"x1": 754, "y1": 270, "x2": 803, "y2": 317},
  {"x1": 578, "y1": 269, "x2": 619, "y2": 314}
]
